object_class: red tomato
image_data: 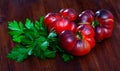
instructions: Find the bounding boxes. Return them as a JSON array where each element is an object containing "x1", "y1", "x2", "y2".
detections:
[
  {"x1": 94, "y1": 9, "x2": 114, "y2": 41},
  {"x1": 60, "y1": 8, "x2": 78, "y2": 21},
  {"x1": 53, "y1": 18, "x2": 77, "y2": 35},
  {"x1": 44, "y1": 13, "x2": 61, "y2": 31},
  {"x1": 78, "y1": 10, "x2": 94, "y2": 25},
  {"x1": 59, "y1": 24, "x2": 95, "y2": 56}
]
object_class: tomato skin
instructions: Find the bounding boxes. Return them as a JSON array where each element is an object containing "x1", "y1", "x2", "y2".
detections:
[
  {"x1": 70, "y1": 40, "x2": 91, "y2": 56},
  {"x1": 59, "y1": 24, "x2": 95, "y2": 56},
  {"x1": 78, "y1": 10, "x2": 94, "y2": 25},
  {"x1": 95, "y1": 9, "x2": 114, "y2": 41},
  {"x1": 44, "y1": 13, "x2": 61, "y2": 31},
  {"x1": 77, "y1": 24, "x2": 95, "y2": 48},
  {"x1": 60, "y1": 8, "x2": 78, "y2": 21},
  {"x1": 59, "y1": 31, "x2": 76, "y2": 51},
  {"x1": 95, "y1": 26, "x2": 105, "y2": 41},
  {"x1": 77, "y1": 24, "x2": 95, "y2": 38},
  {"x1": 85, "y1": 37, "x2": 95, "y2": 49},
  {"x1": 53, "y1": 18, "x2": 77, "y2": 35}
]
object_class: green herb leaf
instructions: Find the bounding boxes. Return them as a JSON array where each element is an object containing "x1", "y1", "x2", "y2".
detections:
[
  {"x1": 44, "y1": 50, "x2": 56, "y2": 58},
  {"x1": 35, "y1": 20, "x2": 40, "y2": 30},
  {"x1": 19, "y1": 21, "x2": 24, "y2": 31},
  {"x1": 48, "y1": 31, "x2": 57, "y2": 38},
  {"x1": 9, "y1": 31, "x2": 23, "y2": 36},
  {"x1": 40, "y1": 41, "x2": 49, "y2": 51},
  {"x1": 7, "y1": 45, "x2": 32, "y2": 62},
  {"x1": 12, "y1": 35, "x2": 24, "y2": 43},
  {"x1": 25, "y1": 18, "x2": 34, "y2": 29},
  {"x1": 8, "y1": 20, "x2": 24, "y2": 33},
  {"x1": 62, "y1": 53, "x2": 74, "y2": 62},
  {"x1": 8, "y1": 21, "x2": 20, "y2": 31}
]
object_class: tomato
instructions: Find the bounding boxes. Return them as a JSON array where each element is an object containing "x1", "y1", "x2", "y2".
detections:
[
  {"x1": 78, "y1": 10, "x2": 94, "y2": 25},
  {"x1": 94, "y1": 9, "x2": 114, "y2": 41},
  {"x1": 53, "y1": 18, "x2": 77, "y2": 35},
  {"x1": 44, "y1": 13, "x2": 61, "y2": 31},
  {"x1": 59, "y1": 24, "x2": 95, "y2": 56},
  {"x1": 60, "y1": 8, "x2": 78, "y2": 21},
  {"x1": 44, "y1": 12, "x2": 77, "y2": 35}
]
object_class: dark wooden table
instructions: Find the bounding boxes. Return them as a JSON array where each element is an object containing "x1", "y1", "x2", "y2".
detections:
[{"x1": 0, "y1": 0, "x2": 120, "y2": 71}]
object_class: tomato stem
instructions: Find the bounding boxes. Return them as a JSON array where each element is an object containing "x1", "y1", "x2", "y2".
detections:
[
  {"x1": 76, "y1": 31, "x2": 82, "y2": 39},
  {"x1": 92, "y1": 20, "x2": 99, "y2": 28}
]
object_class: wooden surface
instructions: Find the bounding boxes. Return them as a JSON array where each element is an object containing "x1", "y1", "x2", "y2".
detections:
[{"x1": 0, "y1": 0, "x2": 120, "y2": 71}]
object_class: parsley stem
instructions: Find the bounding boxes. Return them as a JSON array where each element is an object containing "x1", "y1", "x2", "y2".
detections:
[{"x1": 28, "y1": 39, "x2": 38, "y2": 55}]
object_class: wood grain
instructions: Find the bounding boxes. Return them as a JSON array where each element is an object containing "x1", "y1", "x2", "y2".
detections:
[{"x1": 0, "y1": 0, "x2": 120, "y2": 71}]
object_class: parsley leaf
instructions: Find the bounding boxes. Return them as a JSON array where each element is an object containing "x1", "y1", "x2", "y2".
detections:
[
  {"x1": 62, "y1": 53, "x2": 74, "y2": 62},
  {"x1": 25, "y1": 18, "x2": 34, "y2": 29},
  {"x1": 12, "y1": 35, "x2": 24, "y2": 43},
  {"x1": 7, "y1": 45, "x2": 32, "y2": 62}
]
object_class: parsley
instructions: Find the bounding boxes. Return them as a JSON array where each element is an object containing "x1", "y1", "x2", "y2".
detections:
[
  {"x1": 7, "y1": 45, "x2": 32, "y2": 62},
  {"x1": 62, "y1": 54, "x2": 74, "y2": 62},
  {"x1": 7, "y1": 17, "x2": 74, "y2": 62}
]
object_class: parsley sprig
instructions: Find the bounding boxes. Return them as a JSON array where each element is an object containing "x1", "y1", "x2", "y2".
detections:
[{"x1": 7, "y1": 17, "x2": 74, "y2": 62}]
